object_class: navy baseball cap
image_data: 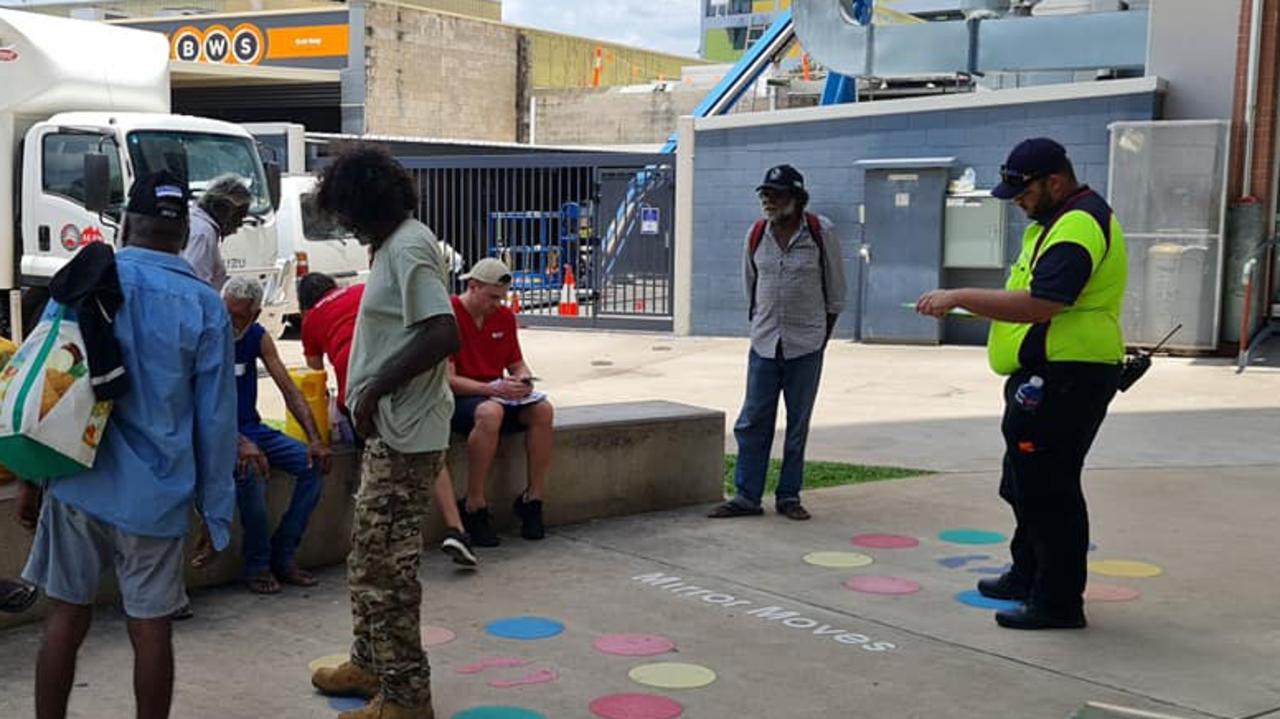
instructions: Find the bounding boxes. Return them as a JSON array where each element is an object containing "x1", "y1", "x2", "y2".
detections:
[
  {"x1": 991, "y1": 138, "x2": 1069, "y2": 200},
  {"x1": 126, "y1": 170, "x2": 190, "y2": 220},
  {"x1": 756, "y1": 164, "x2": 806, "y2": 195}
]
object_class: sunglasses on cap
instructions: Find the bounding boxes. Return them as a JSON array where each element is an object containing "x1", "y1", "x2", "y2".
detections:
[{"x1": 999, "y1": 166, "x2": 1049, "y2": 187}]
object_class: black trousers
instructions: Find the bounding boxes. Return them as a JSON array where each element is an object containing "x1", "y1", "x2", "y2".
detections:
[{"x1": 999, "y1": 361, "x2": 1120, "y2": 613}]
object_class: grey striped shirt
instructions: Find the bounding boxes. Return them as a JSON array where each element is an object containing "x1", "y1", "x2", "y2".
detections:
[{"x1": 744, "y1": 215, "x2": 846, "y2": 360}]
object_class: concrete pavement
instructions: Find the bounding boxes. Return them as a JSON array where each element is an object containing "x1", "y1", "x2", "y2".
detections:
[
  {"x1": 3, "y1": 329, "x2": 1275, "y2": 718},
  {"x1": 1, "y1": 465, "x2": 1276, "y2": 718}
]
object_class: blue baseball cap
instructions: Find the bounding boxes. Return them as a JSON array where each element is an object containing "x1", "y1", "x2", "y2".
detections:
[
  {"x1": 756, "y1": 164, "x2": 806, "y2": 196},
  {"x1": 991, "y1": 138, "x2": 1069, "y2": 200}
]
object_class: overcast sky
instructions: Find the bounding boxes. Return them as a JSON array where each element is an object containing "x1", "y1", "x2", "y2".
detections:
[{"x1": 502, "y1": 0, "x2": 704, "y2": 57}]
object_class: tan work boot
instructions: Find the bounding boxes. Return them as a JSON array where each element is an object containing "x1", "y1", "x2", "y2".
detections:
[
  {"x1": 312, "y1": 661, "x2": 380, "y2": 699},
  {"x1": 338, "y1": 694, "x2": 435, "y2": 719}
]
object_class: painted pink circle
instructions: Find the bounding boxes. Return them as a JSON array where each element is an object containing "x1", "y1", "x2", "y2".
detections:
[
  {"x1": 1084, "y1": 584, "x2": 1141, "y2": 602},
  {"x1": 844, "y1": 576, "x2": 922, "y2": 595},
  {"x1": 851, "y1": 533, "x2": 920, "y2": 549},
  {"x1": 590, "y1": 693, "x2": 683, "y2": 719},
  {"x1": 421, "y1": 625, "x2": 456, "y2": 647},
  {"x1": 594, "y1": 634, "x2": 676, "y2": 657}
]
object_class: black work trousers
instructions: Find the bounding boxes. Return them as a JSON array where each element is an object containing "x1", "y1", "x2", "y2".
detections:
[{"x1": 999, "y1": 361, "x2": 1120, "y2": 614}]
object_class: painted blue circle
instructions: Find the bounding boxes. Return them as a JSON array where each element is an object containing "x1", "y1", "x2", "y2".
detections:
[
  {"x1": 955, "y1": 590, "x2": 1023, "y2": 611},
  {"x1": 939, "y1": 529, "x2": 1007, "y2": 545},
  {"x1": 453, "y1": 706, "x2": 547, "y2": 719},
  {"x1": 484, "y1": 616, "x2": 564, "y2": 640},
  {"x1": 328, "y1": 696, "x2": 367, "y2": 712}
]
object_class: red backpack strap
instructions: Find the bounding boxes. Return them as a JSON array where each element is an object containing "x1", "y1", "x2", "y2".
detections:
[
  {"x1": 748, "y1": 218, "x2": 768, "y2": 257},
  {"x1": 747, "y1": 218, "x2": 769, "y2": 320},
  {"x1": 805, "y1": 213, "x2": 831, "y2": 312},
  {"x1": 804, "y1": 212, "x2": 823, "y2": 242}
]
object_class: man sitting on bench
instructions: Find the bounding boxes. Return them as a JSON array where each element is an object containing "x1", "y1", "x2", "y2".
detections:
[
  {"x1": 450, "y1": 258, "x2": 553, "y2": 547},
  {"x1": 223, "y1": 276, "x2": 333, "y2": 593}
]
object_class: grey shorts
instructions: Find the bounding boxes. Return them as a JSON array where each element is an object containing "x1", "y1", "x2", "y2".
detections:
[{"x1": 22, "y1": 496, "x2": 187, "y2": 619}]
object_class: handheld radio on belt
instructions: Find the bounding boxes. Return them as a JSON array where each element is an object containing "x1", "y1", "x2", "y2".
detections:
[{"x1": 1118, "y1": 324, "x2": 1181, "y2": 393}]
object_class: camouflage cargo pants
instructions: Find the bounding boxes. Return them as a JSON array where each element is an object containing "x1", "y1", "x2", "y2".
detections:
[{"x1": 348, "y1": 438, "x2": 444, "y2": 707}]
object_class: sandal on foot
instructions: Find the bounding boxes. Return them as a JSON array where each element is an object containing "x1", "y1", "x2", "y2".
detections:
[
  {"x1": 245, "y1": 572, "x2": 282, "y2": 594},
  {"x1": 776, "y1": 502, "x2": 812, "y2": 521},
  {"x1": 0, "y1": 578, "x2": 38, "y2": 614},
  {"x1": 275, "y1": 565, "x2": 319, "y2": 588},
  {"x1": 706, "y1": 501, "x2": 764, "y2": 518}
]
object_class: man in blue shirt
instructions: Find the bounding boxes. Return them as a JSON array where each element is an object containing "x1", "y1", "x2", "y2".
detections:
[{"x1": 22, "y1": 170, "x2": 237, "y2": 719}]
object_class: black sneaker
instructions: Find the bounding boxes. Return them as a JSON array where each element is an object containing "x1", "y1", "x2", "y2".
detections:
[
  {"x1": 441, "y1": 529, "x2": 479, "y2": 567},
  {"x1": 513, "y1": 495, "x2": 545, "y2": 540},
  {"x1": 458, "y1": 500, "x2": 500, "y2": 547},
  {"x1": 977, "y1": 574, "x2": 1030, "y2": 602}
]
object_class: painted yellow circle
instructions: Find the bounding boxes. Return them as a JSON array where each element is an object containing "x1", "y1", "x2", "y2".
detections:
[
  {"x1": 308, "y1": 654, "x2": 348, "y2": 674},
  {"x1": 628, "y1": 662, "x2": 717, "y2": 689},
  {"x1": 1088, "y1": 560, "x2": 1163, "y2": 578},
  {"x1": 803, "y1": 551, "x2": 874, "y2": 569}
]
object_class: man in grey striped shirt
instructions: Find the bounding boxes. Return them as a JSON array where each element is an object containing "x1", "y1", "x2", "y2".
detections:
[{"x1": 709, "y1": 165, "x2": 846, "y2": 521}]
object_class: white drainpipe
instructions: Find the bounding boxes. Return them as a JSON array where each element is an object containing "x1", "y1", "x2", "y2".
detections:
[{"x1": 1243, "y1": 0, "x2": 1264, "y2": 197}]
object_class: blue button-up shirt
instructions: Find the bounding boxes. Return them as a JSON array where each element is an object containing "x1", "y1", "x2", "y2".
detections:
[{"x1": 48, "y1": 247, "x2": 238, "y2": 549}]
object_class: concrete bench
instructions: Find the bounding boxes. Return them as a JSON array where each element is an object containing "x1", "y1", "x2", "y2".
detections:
[{"x1": 0, "y1": 401, "x2": 724, "y2": 629}]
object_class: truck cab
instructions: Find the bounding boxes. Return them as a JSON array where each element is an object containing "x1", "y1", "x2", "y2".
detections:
[
  {"x1": 18, "y1": 113, "x2": 291, "y2": 336},
  {"x1": 1, "y1": 9, "x2": 288, "y2": 338}
]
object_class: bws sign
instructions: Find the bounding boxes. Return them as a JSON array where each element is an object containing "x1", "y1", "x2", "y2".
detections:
[
  {"x1": 167, "y1": 21, "x2": 347, "y2": 66},
  {"x1": 173, "y1": 24, "x2": 264, "y2": 65}
]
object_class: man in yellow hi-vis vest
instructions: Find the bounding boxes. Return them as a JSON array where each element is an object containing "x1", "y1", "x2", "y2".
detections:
[{"x1": 917, "y1": 138, "x2": 1126, "y2": 630}]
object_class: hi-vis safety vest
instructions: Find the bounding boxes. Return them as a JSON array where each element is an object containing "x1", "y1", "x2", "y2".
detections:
[{"x1": 987, "y1": 189, "x2": 1128, "y2": 376}]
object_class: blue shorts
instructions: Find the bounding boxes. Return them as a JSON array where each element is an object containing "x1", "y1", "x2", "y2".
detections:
[
  {"x1": 451, "y1": 395, "x2": 528, "y2": 436},
  {"x1": 22, "y1": 496, "x2": 186, "y2": 619}
]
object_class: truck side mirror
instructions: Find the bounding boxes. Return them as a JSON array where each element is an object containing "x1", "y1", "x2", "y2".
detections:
[
  {"x1": 83, "y1": 153, "x2": 111, "y2": 214},
  {"x1": 266, "y1": 161, "x2": 282, "y2": 212}
]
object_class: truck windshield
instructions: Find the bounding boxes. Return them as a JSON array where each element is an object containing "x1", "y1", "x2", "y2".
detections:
[
  {"x1": 300, "y1": 192, "x2": 352, "y2": 241},
  {"x1": 126, "y1": 131, "x2": 272, "y2": 215}
]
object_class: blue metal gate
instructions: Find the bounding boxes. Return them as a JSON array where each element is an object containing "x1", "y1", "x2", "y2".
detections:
[{"x1": 403, "y1": 153, "x2": 676, "y2": 330}]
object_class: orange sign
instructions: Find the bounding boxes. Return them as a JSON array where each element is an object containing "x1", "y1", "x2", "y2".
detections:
[{"x1": 266, "y1": 25, "x2": 349, "y2": 60}]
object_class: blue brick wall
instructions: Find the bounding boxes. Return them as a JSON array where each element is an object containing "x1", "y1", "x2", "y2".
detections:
[{"x1": 689, "y1": 90, "x2": 1159, "y2": 338}]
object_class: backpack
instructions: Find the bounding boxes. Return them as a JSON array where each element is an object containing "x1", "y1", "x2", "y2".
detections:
[{"x1": 748, "y1": 212, "x2": 829, "y2": 320}]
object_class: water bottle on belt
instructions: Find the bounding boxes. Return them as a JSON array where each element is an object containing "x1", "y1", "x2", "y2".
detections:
[{"x1": 1014, "y1": 375, "x2": 1044, "y2": 411}]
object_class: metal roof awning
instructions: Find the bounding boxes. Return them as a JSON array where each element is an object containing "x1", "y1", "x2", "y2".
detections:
[{"x1": 168, "y1": 61, "x2": 341, "y2": 88}]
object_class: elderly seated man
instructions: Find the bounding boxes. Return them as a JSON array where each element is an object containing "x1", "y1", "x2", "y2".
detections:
[
  {"x1": 222, "y1": 276, "x2": 333, "y2": 593},
  {"x1": 450, "y1": 258, "x2": 554, "y2": 547}
]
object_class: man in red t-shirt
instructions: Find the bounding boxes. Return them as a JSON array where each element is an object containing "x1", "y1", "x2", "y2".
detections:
[
  {"x1": 301, "y1": 273, "x2": 478, "y2": 566},
  {"x1": 450, "y1": 258, "x2": 554, "y2": 547}
]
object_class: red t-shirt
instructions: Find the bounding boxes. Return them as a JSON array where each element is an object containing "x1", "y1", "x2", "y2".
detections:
[
  {"x1": 301, "y1": 284, "x2": 365, "y2": 411},
  {"x1": 451, "y1": 295, "x2": 523, "y2": 383}
]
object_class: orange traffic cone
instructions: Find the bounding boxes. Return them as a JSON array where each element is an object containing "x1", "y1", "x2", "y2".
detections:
[
  {"x1": 558, "y1": 265, "x2": 579, "y2": 316},
  {"x1": 511, "y1": 291, "x2": 522, "y2": 314}
]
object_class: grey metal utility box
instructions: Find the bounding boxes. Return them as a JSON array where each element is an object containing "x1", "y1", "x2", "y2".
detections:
[{"x1": 943, "y1": 194, "x2": 1006, "y2": 269}]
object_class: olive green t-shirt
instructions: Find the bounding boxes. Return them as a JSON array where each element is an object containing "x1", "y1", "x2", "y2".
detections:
[{"x1": 345, "y1": 219, "x2": 455, "y2": 453}]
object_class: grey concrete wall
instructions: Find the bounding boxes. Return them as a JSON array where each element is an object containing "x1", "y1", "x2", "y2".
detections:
[
  {"x1": 689, "y1": 90, "x2": 1161, "y2": 338},
  {"x1": 530, "y1": 82, "x2": 819, "y2": 146},
  {"x1": 1146, "y1": 0, "x2": 1242, "y2": 121},
  {"x1": 0, "y1": 401, "x2": 724, "y2": 628},
  {"x1": 532, "y1": 87, "x2": 704, "y2": 146},
  {"x1": 363, "y1": 1, "x2": 521, "y2": 141}
]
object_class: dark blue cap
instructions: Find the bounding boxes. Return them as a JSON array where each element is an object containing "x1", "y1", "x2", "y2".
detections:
[
  {"x1": 756, "y1": 164, "x2": 806, "y2": 196},
  {"x1": 991, "y1": 138, "x2": 1069, "y2": 200},
  {"x1": 126, "y1": 170, "x2": 189, "y2": 220}
]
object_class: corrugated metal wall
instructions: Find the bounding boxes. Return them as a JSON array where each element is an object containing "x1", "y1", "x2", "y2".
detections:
[{"x1": 525, "y1": 29, "x2": 706, "y2": 89}]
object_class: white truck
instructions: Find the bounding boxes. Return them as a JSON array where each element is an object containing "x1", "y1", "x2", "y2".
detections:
[{"x1": 0, "y1": 8, "x2": 290, "y2": 340}]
